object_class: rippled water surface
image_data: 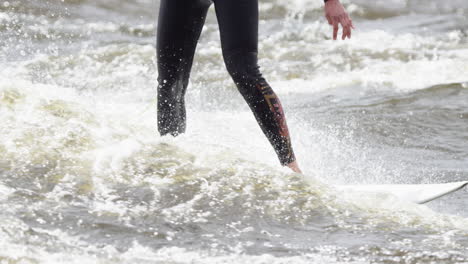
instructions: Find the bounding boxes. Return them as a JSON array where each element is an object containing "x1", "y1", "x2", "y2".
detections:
[{"x1": 1, "y1": 0, "x2": 468, "y2": 263}]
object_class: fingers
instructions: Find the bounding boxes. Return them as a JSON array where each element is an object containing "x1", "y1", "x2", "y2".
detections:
[
  {"x1": 332, "y1": 14, "x2": 354, "y2": 40},
  {"x1": 345, "y1": 16, "x2": 354, "y2": 32},
  {"x1": 345, "y1": 16, "x2": 354, "y2": 39},
  {"x1": 339, "y1": 15, "x2": 347, "y2": 40},
  {"x1": 341, "y1": 16, "x2": 352, "y2": 40},
  {"x1": 333, "y1": 21, "x2": 339, "y2": 40},
  {"x1": 326, "y1": 14, "x2": 332, "y2": 25}
]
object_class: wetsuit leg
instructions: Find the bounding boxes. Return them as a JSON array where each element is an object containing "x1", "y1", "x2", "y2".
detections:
[
  {"x1": 156, "y1": 0, "x2": 211, "y2": 136},
  {"x1": 213, "y1": 0, "x2": 296, "y2": 165}
]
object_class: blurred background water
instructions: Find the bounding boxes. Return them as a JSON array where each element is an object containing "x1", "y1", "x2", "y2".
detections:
[{"x1": 0, "y1": 0, "x2": 467, "y2": 263}]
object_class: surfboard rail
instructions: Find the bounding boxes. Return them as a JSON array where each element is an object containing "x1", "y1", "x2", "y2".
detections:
[{"x1": 336, "y1": 181, "x2": 468, "y2": 204}]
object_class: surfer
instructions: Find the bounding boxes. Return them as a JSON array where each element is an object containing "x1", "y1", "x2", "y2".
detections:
[{"x1": 156, "y1": 0, "x2": 353, "y2": 173}]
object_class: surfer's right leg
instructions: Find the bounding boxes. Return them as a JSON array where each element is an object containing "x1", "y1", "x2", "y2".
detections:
[{"x1": 156, "y1": 0, "x2": 211, "y2": 136}]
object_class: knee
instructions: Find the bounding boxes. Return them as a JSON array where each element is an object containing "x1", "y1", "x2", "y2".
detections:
[{"x1": 223, "y1": 51, "x2": 263, "y2": 85}]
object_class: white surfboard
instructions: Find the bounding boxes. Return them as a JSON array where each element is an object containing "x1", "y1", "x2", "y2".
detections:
[{"x1": 336, "y1": 181, "x2": 468, "y2": 204}]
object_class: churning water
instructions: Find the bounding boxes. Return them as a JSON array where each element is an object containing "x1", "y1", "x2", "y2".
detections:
[{"x1": 1, "y1": 0, "x2": 468, "y2": 263}]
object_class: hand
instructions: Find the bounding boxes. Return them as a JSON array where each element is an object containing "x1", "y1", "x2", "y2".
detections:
[{"x1": 325, "y1": 0, "x2": 354, "y2": 40}]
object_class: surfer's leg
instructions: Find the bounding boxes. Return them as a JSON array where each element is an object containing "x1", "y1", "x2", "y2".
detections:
[
  {"x1": 156, "y1": 0, "x2": 211, "y2": 136},
  {"x1": 214, "y1": 0, "x2": 297, "y2": 166}
]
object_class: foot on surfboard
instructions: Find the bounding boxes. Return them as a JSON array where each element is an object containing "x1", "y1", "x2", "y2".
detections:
[{"x1": 287, "y1": 161, "x2": 302, "y2": 174}]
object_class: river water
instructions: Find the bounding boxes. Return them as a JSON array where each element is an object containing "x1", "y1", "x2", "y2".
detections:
[{"x1": 1, "y1": 0, "x2": 468, "y2": 263}]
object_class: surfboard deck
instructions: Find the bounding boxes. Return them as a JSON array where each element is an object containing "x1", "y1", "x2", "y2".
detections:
[{"x1": 336, "y1": 181, "x2": 468, "y2": 204}]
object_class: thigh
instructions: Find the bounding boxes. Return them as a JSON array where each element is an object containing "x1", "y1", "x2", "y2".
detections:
[
  {"x1": 213, "y1": 0, "x2": 259, "y2": 54},
  {"x1": 157, "y1": 0, "x2": 211, "y2": 68}
]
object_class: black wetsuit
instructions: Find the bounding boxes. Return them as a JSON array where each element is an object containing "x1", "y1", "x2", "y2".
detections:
[{"x1": 157, "y1": 0, "x2": 296, "y2": 165}]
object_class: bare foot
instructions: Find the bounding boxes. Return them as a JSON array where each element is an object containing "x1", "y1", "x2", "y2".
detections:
[{"x1": 286, "y1": 161, "x2": 302, "y2": 174}]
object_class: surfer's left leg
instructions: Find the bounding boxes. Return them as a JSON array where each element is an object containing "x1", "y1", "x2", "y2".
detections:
[{"x1": 213, "y1": 0, "x2": 301, "y2": 173}]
